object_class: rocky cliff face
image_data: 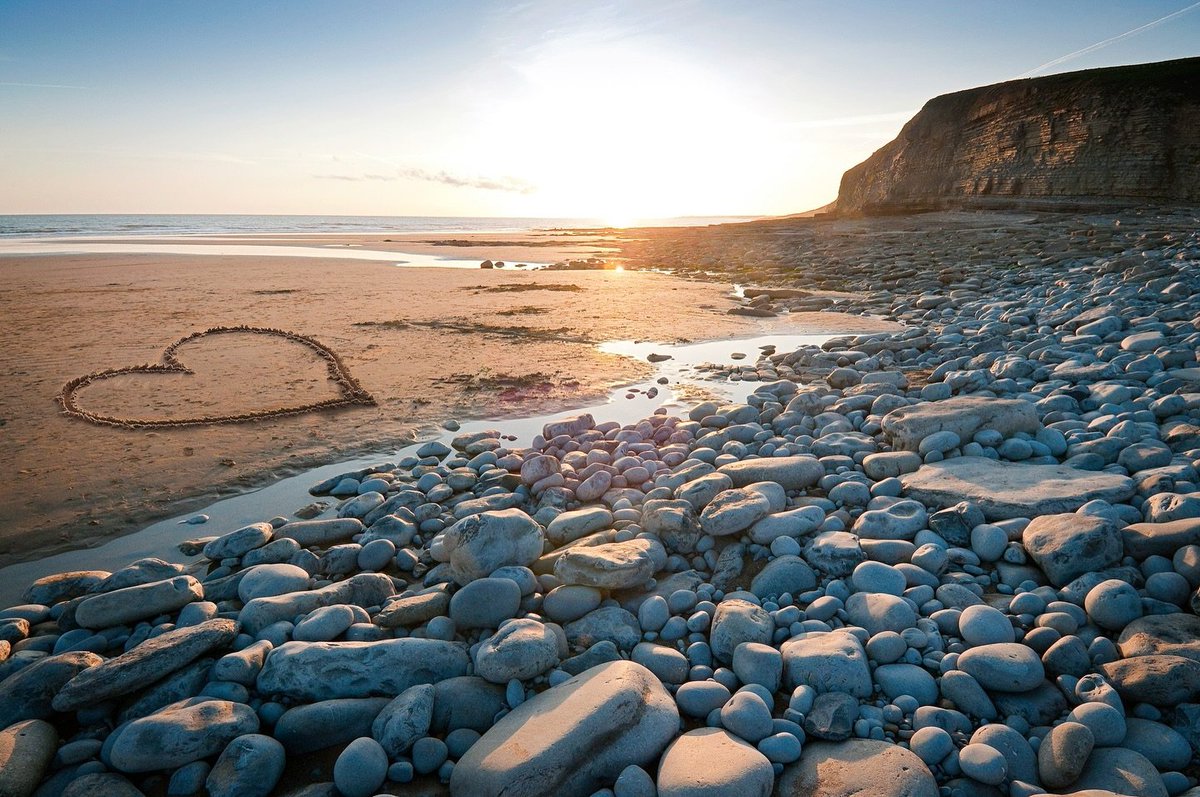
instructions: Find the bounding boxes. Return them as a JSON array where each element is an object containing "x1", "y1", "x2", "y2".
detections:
[{"x1": 835, "y1": 58, "x2": 1200, "y2": 216}]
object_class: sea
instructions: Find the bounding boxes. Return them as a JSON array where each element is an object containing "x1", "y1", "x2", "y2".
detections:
[{"x1": 0, "y1": 213, "x2": 761, "y2": 239}]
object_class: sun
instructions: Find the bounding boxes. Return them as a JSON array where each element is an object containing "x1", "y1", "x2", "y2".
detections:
[{"x1": 475, "y1": 35, "x2": 779, "y2": 219}]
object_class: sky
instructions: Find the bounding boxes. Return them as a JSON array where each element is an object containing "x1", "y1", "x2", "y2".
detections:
[{"x1": 2, "y1": 1, "x2": 1198, "y2": 220}]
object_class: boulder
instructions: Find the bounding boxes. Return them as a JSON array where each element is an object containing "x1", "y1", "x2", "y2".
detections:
[
  {"x1": 1020, "y1": 514, "x2": 1123, "y2": 587},
  {"x1": 902, "y1": 458, "x2": 1133, "y2": 521},
  {"x1": 781, "y1": 631, "x2": 872, "y2": 697},
  {"x1": 256, "y1": 638, "x2": 471, "y2": 701},
  {"x1": 102, "y1": 698, "x2": 259, "y2": 773},
  {"x1": 449, "y1": 660, "x2": 679, "y2": 796},
  {"x1": 53, "y1": 619, "x2": 237, "y2": 712},
  {"x1": 716, "y1": 457, "x2": 824, "y2": 490},
  {"x1": 656, "y1": 728, "x2": 774, "y2": 796},
  {"x1": 775, "y1": 739, "x2": 937, "y2": 796},
  {"x1": 881, "y1": 397, "x2": 1039, "y2": 452},
  {"x1": 432, "y1": 509, "x2": 544, "y2": 585}
]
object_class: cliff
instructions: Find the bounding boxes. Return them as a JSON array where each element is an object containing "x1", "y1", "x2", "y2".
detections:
[{"x1": 835, "y1": 58, "x2": 1200, "y2": 216}]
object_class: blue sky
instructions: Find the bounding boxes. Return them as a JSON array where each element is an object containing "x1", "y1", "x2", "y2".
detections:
[{"x1": 2, "y1": 1, "x2": 1198, "y2": 218}]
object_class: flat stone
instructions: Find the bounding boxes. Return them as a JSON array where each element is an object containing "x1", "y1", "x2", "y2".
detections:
[
  {"x1": 781, "y1": 631, "x2": 872, "y2": 697},
  {"x1": 449, "y1": 660, "x2": 679, "y2": 796},
  {"x1": 700, "y1": 489, "x2": 772, "y2": 536},
  {"x1": 1098, "y1": 654, "x2": 1200, "y2": 705},
  {"x1": 1117, "y1": 614, "x2": 1200, "y2": 662},
  {"x1": 74, "y1": 575, "x2": 203, "y2": 629},
  {"x1": 237, "y1": 563, "x2": 310, "y2": 603},
  {"x1": 61, "y1": 773, "x2": 144, "y2": 797},
  {"x1": 1021, "y1": 513, "x2": 1124, "y2": 587},
  {"x1": 103, "y1": 697, "x2": 260, "y2": 773},
  {"x1": 376, "y1": 589, "x2": 451, "y2": 629},
  {"x1": 775, "y1": 739, "x2": 938, "y2": 797},
  {"x1": 256, "y1": 638, "x2": 471, "y2": 701},
  {"x1": 716, "y1": 456, "x2": 824, "y2": 490},
  {"x1": 546, "y1": 506, "x2": 613, "y2": 545},
  {"x1": 0, "y1": 651, "x2": 103, "y2": 728},
  {"x1": 22, "y1": 570, "x2": 109, "y2": 605},
  {"x1": 0, "y1": 719, "x2": 58, "y2": 797},
  {"x1": 1121, "y1": 517, "x2": 1200, "y2": 558},
  {"x1": 449, "y1": 578, "x2": 522, "y2": 629},
  {"x1": 656, "y1": 728, "x2": 774, "y2": 797},
  {"x1": 273, "y1": 518, "x2": 364, "y2": 547},
  {"x1": 845, "y1": 592, "x2": 917, "y2": 635},
  {"x1": 239, "y1": 572, "x2": 394, "y2": 634},
  {"x1": 203, "y1": 522, "x2": 273, "y2": 561},
  {"x1": 565, "y1": 606, "x2": 641, "y2": 652},
  {"x1": 902, "y1": 457, "x2": 1134, "y2": 521},
  {"x1": 881, "y1": 396, "x2": 1039, "y2": 452},
  {"x1": 554, "y1": 538, "x2": 664, "y2": 589},
  {"x1": 53, "y1": 619, "x2": 238, "y2": 712}
]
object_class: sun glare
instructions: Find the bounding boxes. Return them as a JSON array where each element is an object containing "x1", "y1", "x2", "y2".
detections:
[{"x1": 477, "y1": 36, "x2": 779, "y2": 218}]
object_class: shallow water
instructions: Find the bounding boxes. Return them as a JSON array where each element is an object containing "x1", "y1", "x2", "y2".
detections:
[
  {"x1": 0, "y1": 239, "x2": 550, "y2": 269},
  {"x1": 0, "y1": 330, "x2": 842, "y2": 605}
]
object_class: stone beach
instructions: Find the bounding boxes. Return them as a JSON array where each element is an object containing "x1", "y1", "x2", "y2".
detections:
[{"x1": 4, "y1": 207, "x2": 1200, "y2": 796}]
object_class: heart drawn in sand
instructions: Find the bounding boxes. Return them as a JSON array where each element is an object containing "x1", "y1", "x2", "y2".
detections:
[{"x1": 58, "y1": 326, "x2": 376, "y2": 429}]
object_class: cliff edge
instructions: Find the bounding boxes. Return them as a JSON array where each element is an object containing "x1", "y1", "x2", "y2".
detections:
[{"x1": 835, "y1": 58, "x2": 1200, "y2": 216}]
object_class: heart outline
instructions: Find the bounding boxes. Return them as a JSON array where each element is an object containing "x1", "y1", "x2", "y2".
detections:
[{"x1": 58, "y1": 326, "x2": 376, "y2": 429}]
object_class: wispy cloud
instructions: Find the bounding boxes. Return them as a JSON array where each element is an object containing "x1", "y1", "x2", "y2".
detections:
[
  {"x1": 1018, "y1": 0, "x2": 1200, "y2": 78},
  {"x1": 315, "y1": 167, "x2": 536, "y2": 194},
  {"x1": 0, "y1": 81, "x2": 89, "y2": 89}
]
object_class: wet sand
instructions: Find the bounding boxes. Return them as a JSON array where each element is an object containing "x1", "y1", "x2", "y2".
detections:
[{"x1": 0, "y1": 243, "x2": 897, "y2": 566}]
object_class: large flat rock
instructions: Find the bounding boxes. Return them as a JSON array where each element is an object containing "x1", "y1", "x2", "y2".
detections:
[
  {"x1": 901, "y1": 457, "x2": 1134, "y2": 521},
  {"x1": 256, "y1": 639, "x2": 471, "y2": 701},
  {"x1": 775, "y1": 739, "x2": 937, "y2": 797},
  {"x1": 449, "y1": 660, "x2": 678, "y2": 796},
  {"x1": 881, "y1": 397, "x2": 1040, "y2": 452}
]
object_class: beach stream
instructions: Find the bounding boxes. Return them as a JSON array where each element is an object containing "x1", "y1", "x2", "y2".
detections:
[{"x1": 0, "y1": 331, "x2": 849, "y2": 604}]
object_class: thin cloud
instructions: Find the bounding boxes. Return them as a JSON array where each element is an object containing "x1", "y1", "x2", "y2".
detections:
[
  {"x1": 0, "y1": 81, "x2": 89, "y2": 89},
  {"x1": 315, "y1": 167, "x2": 536, "y2": 194},
  {"x1": 1018, "y1": 0, "x2": 1200, "y2": 78}
]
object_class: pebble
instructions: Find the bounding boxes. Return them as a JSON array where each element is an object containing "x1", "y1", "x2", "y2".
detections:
[
  {"x1": 333, "y1": 737, "x2": 388, "y2": 797},
  {"x1": 10, "y1": 210, "x2": 1200, "y2": 795}
]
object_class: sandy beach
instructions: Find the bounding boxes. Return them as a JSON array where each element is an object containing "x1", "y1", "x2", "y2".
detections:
[{"x1": 0, "y1": 237, "x2": 897, "y2": 566}]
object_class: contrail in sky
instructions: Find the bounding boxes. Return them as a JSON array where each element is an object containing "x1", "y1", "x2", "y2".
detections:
[{"x1": 1018, "y1": 0, "x2": 1200, "y2": 78}]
